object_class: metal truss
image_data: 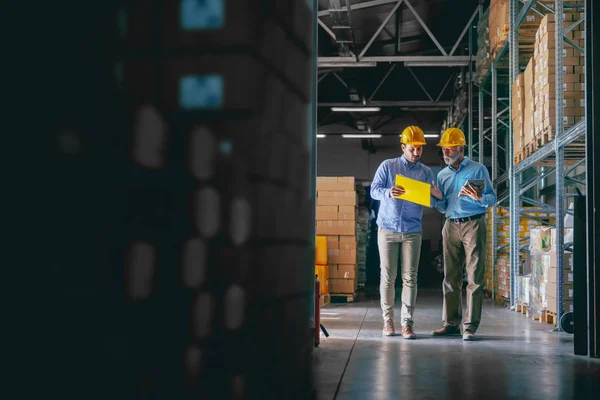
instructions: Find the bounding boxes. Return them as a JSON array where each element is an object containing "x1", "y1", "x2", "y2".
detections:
[{"x1": 318, "y1": 0, "x2": 479, "y2": 67}]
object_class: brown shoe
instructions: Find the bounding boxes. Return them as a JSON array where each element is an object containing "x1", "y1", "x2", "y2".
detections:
[
  {"x1": 431, "y1": 325, "x2": 461, "y2": 336},
  {"x1": 401, "y1": 325, "x2": 416, "y2": 339},
  {"x1": 382, "y1": 319, "x2": 395, "y2": 336},
  {"x1": 462, "y1": 330, "x2": 475, "y2": 341}
]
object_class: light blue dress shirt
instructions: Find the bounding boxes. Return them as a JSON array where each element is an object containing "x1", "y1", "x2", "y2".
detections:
[
  {"x1": 435, "y1": 157, "x2": 497, "y2": 219},
  {"x1": 370, "y1": 156, "x2": 435, "y2": 233}
]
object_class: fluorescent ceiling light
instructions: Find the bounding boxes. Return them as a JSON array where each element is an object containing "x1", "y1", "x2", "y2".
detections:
[
  {"x1": 342, "y1": 134, "x2": 382, "y2": 139},
  {"x1": 424, "y1": 134, "x2": 440, "y2": 138},
  {"x1": 331, "y1": 107, "x2": 381, "y2": 112},
  {"x1": 317, "y1": 134, "x2": 326, "y2": 138}
]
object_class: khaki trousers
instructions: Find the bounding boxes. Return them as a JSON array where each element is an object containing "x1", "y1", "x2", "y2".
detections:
[
  {"x1": 378, "y1": 227, "x2": 422, "y2": 326},
  {"x1": 441, "y1": 217, "x2": 486, "y2": 333}
]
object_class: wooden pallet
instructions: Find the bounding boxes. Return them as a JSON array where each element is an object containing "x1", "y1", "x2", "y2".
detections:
[
  {"x1": 320, "y1": 293, "x2": 331, "y2": 307},
  {"x1": 330, "y1": 292, "x2": 357, "y2": 303},
  {"x1": 516, "y1": 304, "x2": 528, "y2": 314},
  {"x1": 545, "y1": 311, "x2": 558, "y2": 326}
]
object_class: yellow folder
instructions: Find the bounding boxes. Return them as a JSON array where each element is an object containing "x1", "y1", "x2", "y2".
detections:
[{"x1": 394, "y1": 174, "x2": 432, "y2": 207}]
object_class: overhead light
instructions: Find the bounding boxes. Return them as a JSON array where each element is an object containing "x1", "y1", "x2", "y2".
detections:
[
  {"x1": 317, "y1": 134, "x2": 326, "y2": 138},
  {"x1": 342, "y1": 134, "x2": 382, "y2": 139},
  {"x1": 424, "y1": 134, "x2": 440, "y2": 138},
  {"x1": 331, "y1": 107, "x2": 381, "y2": 112}
]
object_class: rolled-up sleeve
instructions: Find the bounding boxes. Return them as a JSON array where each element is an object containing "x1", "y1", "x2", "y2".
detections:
[
  {"x1": 434, "y1": 176, "x2": 448, "y2": 214},
  {"x1": 478, "y1": 166, "x2": 497, "y2": 207},
  {"x1": 370, "y1": 161, "x2": 390, "y2": 200}
]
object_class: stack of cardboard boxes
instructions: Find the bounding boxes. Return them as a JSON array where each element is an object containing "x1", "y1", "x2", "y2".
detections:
[
  {"x1": 485, "y1": 207, "x2": 545, "y2": 301},
  {"x1": 512, "y1": 74, "x2": 525, "y2": 164},
  {"x1": 528, "y1": 226, "x2": 575, "y2": 318},
  {"x1": 316, "y1": 177, "x2": 358, "y2": 297},
  {"x1": 523, "y1": 58, "x2": 536, "y2": 154},
  {"x1": 533, "y1": 13, "x2": 585, "y2": 146}
]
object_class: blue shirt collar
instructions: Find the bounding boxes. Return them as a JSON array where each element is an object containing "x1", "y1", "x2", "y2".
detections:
[{"x1": 449, "y1": 156, "x2": 470, "y2": 172}]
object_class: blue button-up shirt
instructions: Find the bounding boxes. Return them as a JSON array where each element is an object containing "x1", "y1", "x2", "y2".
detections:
[
  {"x1": 435, "y1": 157, "x2": 497, "y2": 219},
  {"x1": 370, "y1": 156, "x2": 435, "y2": 233}
]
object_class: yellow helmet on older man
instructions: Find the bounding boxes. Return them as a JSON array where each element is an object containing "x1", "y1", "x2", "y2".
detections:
[
  {"x1": 400, "y1": 126, "x2": 427, "y2": 145},
  {"x1": 437, "y1": 127, "x2": 466, "y2": 147}
]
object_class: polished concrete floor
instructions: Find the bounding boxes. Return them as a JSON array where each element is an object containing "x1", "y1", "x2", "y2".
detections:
[{"x1": 312, "y1": 288, "x2": 600, "y2": 400}]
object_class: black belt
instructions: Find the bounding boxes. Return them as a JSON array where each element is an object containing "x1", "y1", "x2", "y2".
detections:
[{"x1": 447, "y1": 213, "x2": 485, "y2": 223}]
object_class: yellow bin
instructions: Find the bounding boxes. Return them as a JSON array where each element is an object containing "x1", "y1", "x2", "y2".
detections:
[{"x1": 316, "y1": 236, "x2": 328, "y2": 265}]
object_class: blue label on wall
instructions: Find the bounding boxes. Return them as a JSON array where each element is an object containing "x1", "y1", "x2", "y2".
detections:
[
  {"x1": 179, "y1": 75, "x2": 224, "y2": 109},
  {"x1": 180, "y1": 0, "x2": 225, "y2": 30}
]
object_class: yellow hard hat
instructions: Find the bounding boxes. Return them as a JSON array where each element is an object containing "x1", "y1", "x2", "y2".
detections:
[
  {"x1": 437, "y1": 127, "x2": 466, "y2": 147},
  {"x1": 400, "y1": 126, "x2": 426, "y2": 145}
]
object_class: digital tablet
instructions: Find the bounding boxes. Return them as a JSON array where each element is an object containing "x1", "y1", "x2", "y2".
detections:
[{"x1": 463, "y1": 179, "x2": 485, "y2": 188}]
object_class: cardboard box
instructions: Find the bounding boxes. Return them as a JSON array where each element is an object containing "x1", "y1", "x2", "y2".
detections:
[
  {"x1": 329, "y1": 278, "x2": 357, "y2": 294},
  {"x1": 546, "y1": 282, "x2": 573, "y2": 300},
  {"x1": 316, "y1": 220, "x2": 355, "y2": 235},
  {"x1": 317, "y1": 190, "x2": 357, "y2": 206},
  {"x1": 547, "y1": 296, "x2": 573, "y2": 314},
  {"x1": 316, "y1": 206, "x2": 338, "y2": 221},
  {"x1": 329, "y1": 264, "x2": 357, "y2": 279},
  {"x1": 316, "y1": 176, "x2": 355, "y2": 191},
  {"x1": 327, "y1": 249, "x2": 357, "y2": 264}
]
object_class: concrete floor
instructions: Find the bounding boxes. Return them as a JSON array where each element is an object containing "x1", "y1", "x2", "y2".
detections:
[{"x1": 312, "y1": 288, "x2": 600, "y2": 400}]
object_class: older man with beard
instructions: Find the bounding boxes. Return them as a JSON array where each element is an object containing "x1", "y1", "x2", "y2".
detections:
[{"x1": 429, "y1": 128, "x2": 496, "y2": 341}]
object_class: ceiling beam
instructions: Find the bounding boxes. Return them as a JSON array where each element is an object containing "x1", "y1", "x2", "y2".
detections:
[
  {"x1": 318, "y1": 56, "x2": 473, "y2": 67},
  {"x1": 318, "y1": 0, "x2": 401, "y2": 17},
  {"x1": 319, "y1": 101, "x2": 451, "y2": 108}
]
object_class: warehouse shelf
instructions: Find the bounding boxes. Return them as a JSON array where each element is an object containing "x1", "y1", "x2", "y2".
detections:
[{"x1": 472, "y1": 0, "x2": 587, "y2": 330}]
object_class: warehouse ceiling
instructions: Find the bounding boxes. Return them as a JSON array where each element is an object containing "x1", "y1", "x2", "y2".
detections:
[{"x1": 317, "y1": 0, "x2": 481, "y2": 151}]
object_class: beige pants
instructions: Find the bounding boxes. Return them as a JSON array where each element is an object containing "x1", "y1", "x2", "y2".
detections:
[
  {"x1": 441, "y1": 217, "x2": 486, "y2": 333},
  {"x1": 378, "y1": 228, "x2": 422, "y2": 326}
]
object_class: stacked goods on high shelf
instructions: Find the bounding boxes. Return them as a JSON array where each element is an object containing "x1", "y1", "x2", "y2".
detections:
[
  {"x1": 527, "y1": 226, "x2": 574, "y2": 322},
  {"x1": 476, "y1": 6, "x2": 491, "y2": 83},
  {"x1": 315, "y1": 236, "x2": 330, "y2": 307},
  {"x1": 316, "y1": 176, "x2": 360, "y2": 301},
  {"x1": 523, "y1": 58, "x2": 536, "y2": 157},
  {"x1": 512, "y1": 73, "x2": 525, "y2": 164},
  {"x1": 533, "y1": 12, "x2": 585, "y2": 148},
  {"x1": 484, "y1": 207, "x2": 548, "y2": 301},
  {"x1": 488, "y1": 0, "x2": 547, "y2": 62}
]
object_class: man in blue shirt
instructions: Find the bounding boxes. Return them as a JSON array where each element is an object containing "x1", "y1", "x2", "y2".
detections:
[
  {"x1": 430, "y1": 127, "x2": 497, "y2": 341},
  {"x1": 370, "y1": 126, "x2": 440, "y2": 339}
]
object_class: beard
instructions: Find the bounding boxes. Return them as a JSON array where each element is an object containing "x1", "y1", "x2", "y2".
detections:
[{"x1": 443, "y1": 152, "x2": 461, "y2": 165}]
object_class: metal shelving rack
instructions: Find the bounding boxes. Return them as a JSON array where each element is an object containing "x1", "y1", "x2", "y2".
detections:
[{"x1": 476, "y1": 0, "x2": 587, "y2": 330}]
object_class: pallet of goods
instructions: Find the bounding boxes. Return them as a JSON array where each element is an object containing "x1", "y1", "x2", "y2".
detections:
[
  {"x1": 488, "y1": 0, "x2": 549, "y2": 62},
  {"x1": 533, "y1": 12, "x2": 585, "y2": 148},
  {"x1": 512, "y1": 73, "x2": 525, "y2": 164},
  {"x1": 526, "y1": 226, "x2": 574, "y2": 325},
  {"x1": 316, "y1": 176, "x2": 360, "y2": 302},
  {"x1": 484, "y1": 207, "x2": 548, "y2": 301}
]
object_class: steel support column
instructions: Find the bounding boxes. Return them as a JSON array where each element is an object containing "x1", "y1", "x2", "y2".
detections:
[
  {"x1": 509, "y1": 0, "x2": 520, "y2": 310},
  {"x1": 468, "y1": 21, "x2": 473, "y2": 159},
  {"x1": 554, "y1": 0, "x2": 566, "y2": 332},
  {"x1": 491, "y1": 63, "x2": 498, "y2": 300},
  {"x1": 584, "y1": 0, "x2": 599, "y2": 357}
]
